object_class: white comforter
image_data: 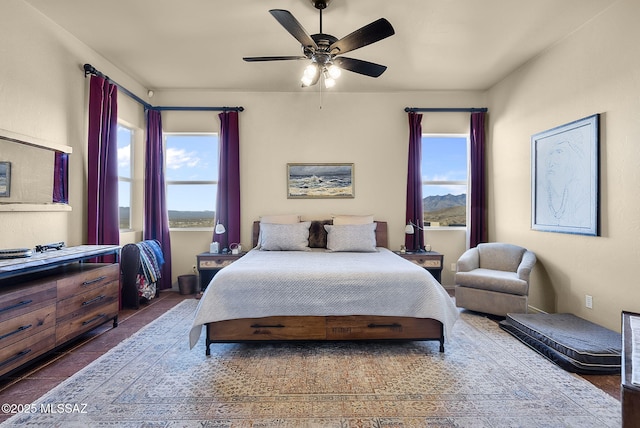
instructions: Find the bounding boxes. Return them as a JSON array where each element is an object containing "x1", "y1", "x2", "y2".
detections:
[{"x1": 189, "y1": 248, "x2": 459, "y2": 348}]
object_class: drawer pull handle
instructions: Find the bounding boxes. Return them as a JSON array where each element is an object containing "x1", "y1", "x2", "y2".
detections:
[
  {"x1": 0, "y1": 300, "x2": 33, "y2": 314},
  {"x1": 250, "y1": 323, "x2": 285, "y2": 328},
  {"x1": 0, "y1": 348, "x2": 32, "y2": 368},
  {"x1": 0, "y1": 324, "x2": 32, "y2": 341},
  {"x1": 367, "y1": 323, "x2": 402, "y2": 329},
  {"x1": 82, "y1": 313, "x2": 106, "y2": 326},
  {"x1": 82, "y1": 276, "x2": 107, "y2": 286},
  {"x1": 82, "y1": 295, "x2": 106, "y2": 306}
]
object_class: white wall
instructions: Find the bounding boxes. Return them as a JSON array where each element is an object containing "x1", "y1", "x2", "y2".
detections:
[
  {"x1": 157, "y1": 91, "x2": 484, "y2": 284},
  {"x1": 487, "y1": 0, "x2": 640, "y2": 330},
  {"x1": 9, "y1": 0, "x2": 637, "y2": 328},
  {"x1": 1, "y1": 1, "x2": 483, "y2": 288},
  {"x1": 0, "y1": 0, "x2": 148, "y2": 249}
]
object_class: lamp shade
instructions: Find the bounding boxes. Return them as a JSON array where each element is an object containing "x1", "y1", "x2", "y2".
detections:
[
  {"x1": 214, "y1": 223, "x2": 226, "y2": 234},
  {"x1": 405, "y1": 223, "x2": 415, "y2": 234}
]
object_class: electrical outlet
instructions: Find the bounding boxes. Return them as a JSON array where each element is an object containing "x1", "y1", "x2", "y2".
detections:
[
  {"x1": 585, "y1": 294, "x2": 593, "y2": 309},
  {"x1": 451, "y1": 263, "x2": 457, "y2": 272},
  {"x1": 192, "y1": 265, "x2": 197, "y2": 273}
]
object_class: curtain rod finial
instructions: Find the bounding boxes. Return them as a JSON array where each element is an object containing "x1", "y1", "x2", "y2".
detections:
[{"x1": 83, "y1": 63, "x2": 94, "y2": 76}]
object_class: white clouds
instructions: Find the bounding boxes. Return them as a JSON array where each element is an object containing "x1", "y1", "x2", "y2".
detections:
[
  {"x1": 118, "y1": 144, "x2": 130, "y2": 168},
  {"x1": 166, "y1": 148, "x2": 201, "y2": 170}
]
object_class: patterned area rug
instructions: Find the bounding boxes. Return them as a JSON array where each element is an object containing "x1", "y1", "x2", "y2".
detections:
[{"x1": 2, "y1": 300, "x2": 620, "y2": 427}]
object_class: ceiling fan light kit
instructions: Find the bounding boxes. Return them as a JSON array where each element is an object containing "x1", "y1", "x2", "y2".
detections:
[{"x1": 243, "y1": 0, "x2": 394, "y2": 88}]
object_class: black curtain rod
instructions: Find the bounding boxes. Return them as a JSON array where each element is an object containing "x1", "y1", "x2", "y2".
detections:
[
  {"x1": 83, "y1": 64, "x2": 244, "y2": 112},
  {"x1": 404, "y1": 107, "x2": 488, "y2": 113}
]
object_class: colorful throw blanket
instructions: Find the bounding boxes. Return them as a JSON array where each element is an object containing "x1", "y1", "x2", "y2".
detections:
[{"x1": 136, "y1": 240, "x2": 164, "y2": 286}]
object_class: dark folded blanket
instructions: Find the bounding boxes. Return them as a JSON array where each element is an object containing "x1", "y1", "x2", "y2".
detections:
[{"x1": 500, "y1": 313, "x2": 621, "y2": 374}]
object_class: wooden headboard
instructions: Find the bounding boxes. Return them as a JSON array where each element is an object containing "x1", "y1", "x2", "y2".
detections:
[{"x1": 252, "y1": 220, "x2": 388, "y2": 249}]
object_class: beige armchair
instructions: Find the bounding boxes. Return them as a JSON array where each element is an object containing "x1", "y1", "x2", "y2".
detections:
[{"x1": 454, "y1": 243, "x2": 536, "y2": 316}]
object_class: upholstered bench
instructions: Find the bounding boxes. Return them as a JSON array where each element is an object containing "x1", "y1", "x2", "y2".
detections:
[{"x1": 500, "y1": 313, "x2": 621, "y2": 374}]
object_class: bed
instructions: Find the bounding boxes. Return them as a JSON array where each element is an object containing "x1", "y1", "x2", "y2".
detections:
[{"x1": 189, "y1": 219, "x2": 459, "y2": 355}]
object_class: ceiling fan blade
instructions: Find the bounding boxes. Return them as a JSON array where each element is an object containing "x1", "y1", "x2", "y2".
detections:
[
  {"x1": 269, "y1": 9, "x2": 318, "y2": 50},
  {"x1": 333, "y1": 57, "x2": 387, "y2": 77},
  {"x1": 243, "y1": 56, "x2": 306, "y2": 62},
  {"x1": 329, "y1": 18, "x2": 395, "y2": 55}
]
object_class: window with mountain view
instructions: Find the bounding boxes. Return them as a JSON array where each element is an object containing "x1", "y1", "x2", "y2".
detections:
[
  {"x1": 421, "y1": 134, "x2": 468, "y2": 227},
  {"x1": 165, "y1": 133, "x2": 218, "y2": 229},
  {"x1": 117, "y1": 124, "x2": 133, "y2": 230}
]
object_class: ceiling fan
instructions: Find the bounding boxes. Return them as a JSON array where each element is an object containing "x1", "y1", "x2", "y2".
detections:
[{"x1": 243, "y1": 0, "x2": 395, "y2": 88}]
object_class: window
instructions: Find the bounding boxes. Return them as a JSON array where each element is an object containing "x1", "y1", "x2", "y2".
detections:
[
  {"x1": 421, "y1": 134, "x2": 468, "y2": 227},
  {"x1": 164, "y1": 133, "x2": 218, "y2": 229},
  {"x1": 117, "y1": 124, "x2": 133, "y2": 230}
]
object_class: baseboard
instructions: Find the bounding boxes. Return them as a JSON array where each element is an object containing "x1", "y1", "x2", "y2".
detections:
[{"x1": 527, "y1": 305, "x2": 547, "y2": 314}]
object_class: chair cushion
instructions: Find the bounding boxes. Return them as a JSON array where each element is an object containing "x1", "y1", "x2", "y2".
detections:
[
  {"x1": 455, "y1": 268, "x2": 528, "y2": 295},
  {"x1": 477, "y1": 243, "x2": 526, "y2": 272}
]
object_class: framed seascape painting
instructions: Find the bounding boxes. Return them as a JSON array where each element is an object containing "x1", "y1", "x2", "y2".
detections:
[
  {"x1": 0, "y1": 162, "x2": 10, "y2": 197},
  {"x1": 287, "y1": 163, "x2": 354, "y2": 199},
  {"x1": 531, "y1": 114, "x2": 599, "y2": 236}
]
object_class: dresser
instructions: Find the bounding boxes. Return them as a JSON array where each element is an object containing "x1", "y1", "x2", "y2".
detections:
[
  {"x1": 0, "y1": 245, "x2": 119, "y2": 377},
  {"x1": 622, "y1": 311, "x2": 640, "y2": 427}
]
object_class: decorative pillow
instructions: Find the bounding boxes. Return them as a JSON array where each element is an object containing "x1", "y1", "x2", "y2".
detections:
[
  {"x1": 260, "y1": 214, "x2": 301, "y2": 224},
  {"x1": 260, "y1": 221, "x2": 311, "y2": 251},
  {"x1": 324, "y1": 223, "x2": 378, "y2": 252},
  {"x1": 254, "y1": 214, "x2": 302, "y2": 249},
  {"x1": 308, "y1": 220, "x2": 332, "y2": 248},
  {"x1": 332, "y1": 214, "x2": 374, "y2": 225}
]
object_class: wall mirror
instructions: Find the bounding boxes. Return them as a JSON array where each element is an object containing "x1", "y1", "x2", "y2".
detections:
[{"x1": 0, "y1": 129, "x2": 72, "y2": 212}]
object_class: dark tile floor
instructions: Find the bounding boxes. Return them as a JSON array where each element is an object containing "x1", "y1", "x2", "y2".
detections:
[
  {"x1": 0, "y1": 290, "x2": 187, "y2": 423},
  {"x1": 0, "y1": 290, "x2": 620, "y2": 424}
]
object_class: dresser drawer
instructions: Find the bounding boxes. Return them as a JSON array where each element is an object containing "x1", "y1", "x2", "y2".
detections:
[
  {"x1": 56, "y1": 281, "x2": 118, "y2": 320},
  {"x1": 326, "y1": 316, "x2": 442, "y2": 340},
  {"x1": 208, "y1": 316, "x2": 326, "y2": 341},
  {"x1": 0, "y1": 304, "x2": 56, "y2": 348},
  {"x1": 0, "y1": 283, "x2": 57, "y2": 324},
  {"x1": 57, "y1": 263, "x2": 119, "y2": 300},
  {"x1": 407, "y1": 257, "x2": 441, "y2": 268},
  {"x1": 56, "y1": 300, "x2": 118, "y2": 344},
  {"x1": 199, "y1": 258, "x2": 234, "y2": 269},
  {"x1": 0, "y1": 328, "x2": 56, "y2": 377}
]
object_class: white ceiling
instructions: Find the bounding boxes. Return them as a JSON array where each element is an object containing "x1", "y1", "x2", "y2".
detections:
[{"x1": 23, "y1": 0, "x2": 616, "y2": 93}]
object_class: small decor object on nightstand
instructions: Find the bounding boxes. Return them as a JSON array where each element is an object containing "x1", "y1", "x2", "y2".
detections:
[
  {"x1": 405, "y1": 219, "x2": 426, "y2": 252},
  {"x1": 209, "y1": 222, "x2": 226, "y2": 253}
]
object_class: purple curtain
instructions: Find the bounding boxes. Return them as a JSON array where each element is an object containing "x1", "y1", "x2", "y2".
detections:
[
  {"x1": 469, "y1": 111, "x2": 488, "y2": 247},
  {"x1": 87, "y1": 75, "x2": 119, "y2": 258},
  {"x1": 53, "y1": 151, "x2": 69, "y2": 204},
  {"x1": 405, "y1": 112, "x2": 425, "y2": 252},
  {"x1": 214, "y1": 111, "x2": 241, "y2": 249},
  {"x1": 144, "y1": 108, "x2": 172, "y2": 290}
]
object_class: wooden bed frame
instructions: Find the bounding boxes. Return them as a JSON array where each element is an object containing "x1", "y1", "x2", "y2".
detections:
[{"x1": 204, "y1": 220, "x2": 445, "y2": 354}]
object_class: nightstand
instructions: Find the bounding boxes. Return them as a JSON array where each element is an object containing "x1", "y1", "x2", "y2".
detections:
[
  {"x1": 395, "y1": 251, "x2": 444, "y2": 283},
  {"x1": 197, "y1": 252, "x2": 246, "y2": 292}
]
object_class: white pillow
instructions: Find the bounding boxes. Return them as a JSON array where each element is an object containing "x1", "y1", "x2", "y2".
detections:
[
  {"x1": 324, "y1": 223, "x2": 378, "y2": 252},
  {"x1": 255, "y1": 214, "x2": 302, "y2": 249},
  {"x1": 260, "y1": 222, "x2": 311, "y2": 251},
  {"x1": 332, "y1": 214, "x2": 374, "y2": 225}
]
